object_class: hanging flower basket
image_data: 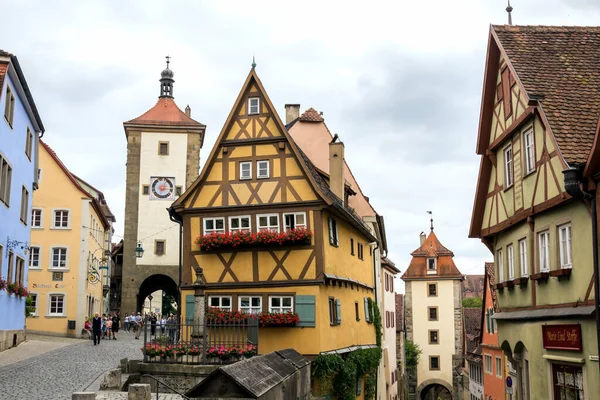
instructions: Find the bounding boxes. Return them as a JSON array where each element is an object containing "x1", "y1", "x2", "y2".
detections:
[
  {"x1": 6, "y1": 283, "x2": 29, "y2": 297},
  {"x1": 195, "y1": 228, "x2": 312, "y2": 252},
  {"x1": 0, "y1": 279, "x2": 6, "y2": 291}
]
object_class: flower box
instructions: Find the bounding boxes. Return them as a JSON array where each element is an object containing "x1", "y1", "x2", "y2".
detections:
[
  {"x1": 5, "y1": 282, "x2": 29, "y2": 297},
  {"x1": 531, "y1": 272, "x2": 550, "y2": 282},
  {"x1": 550, "y1": 268, "x2": 572, "y2": 279},
  {"x1": 259, "y1": 312, "x2": 300, "y2": 327},
  {"x1": 195, "y1": 228, "x2": 312, "y2": 252},
  {"x1": 495, "y1": 282, "x2": 505, "y2": 291},
  {"x1": 505, "y1": 280, "x2": 515, "y2": 288},
  {"x1": 514, "y1": 277, "x2": 529, "y2": 287}
]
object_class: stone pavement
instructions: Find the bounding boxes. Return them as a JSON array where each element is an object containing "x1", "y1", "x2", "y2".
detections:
[{"x1": 0, "y1": 331, "x2": 143, "y2": 400}]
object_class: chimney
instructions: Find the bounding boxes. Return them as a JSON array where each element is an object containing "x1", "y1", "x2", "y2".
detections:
[
  {"x1": 285, "y1": 104, "x2": 300, "y2": 124},
  {"x1": 185, "y1": 105, "x2": 191, "y2": 117},
  {"x1": 420, "y1": 232, "x2": 426, "y2": 246},
  {"x1": 329, "y1": 135, "x2": 345, "y2": 202}
]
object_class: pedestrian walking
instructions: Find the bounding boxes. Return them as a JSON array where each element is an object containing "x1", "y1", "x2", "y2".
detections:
[
  {"x1": 106, "y1": 318, "x2": 113, "y2": 339},
  {"x1": 150, "y1": 313, "x2": 157, "y2": 336},
  {"x1": 160, "y1": 316, "x2": 166, "y2": 335},
  {"x1": 111, "y1": 312, "x2": 120, "y2": 340},
  {"x1": 167, "y1": 314, "x2": 176, "y2": 343},
  {"x1": 124, "y1": 313, "x2": 130, "y2": 333},
  {"x1": 101, "y1": 317, "x2": 107, "y2": 339},
  {"x1": 92, "y1": 313, "x2": 102, "y2": 345},
  {"x1": 134, "y1": 312, "x2": 143, "y2": 339}
]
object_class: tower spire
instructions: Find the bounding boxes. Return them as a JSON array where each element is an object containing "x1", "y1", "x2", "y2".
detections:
[
  {"x1": 506, "y1": 0, "x2": 513, "y2": 25},
  {"x1": 427, "y1": 211, "x2": 434, "y2": 231},
  {"x1": 251, "y1": 55, "x2": 256, "y2": 69},
  {"x1": 159, "y1": 55, "x2": 175, "y2": 99}
]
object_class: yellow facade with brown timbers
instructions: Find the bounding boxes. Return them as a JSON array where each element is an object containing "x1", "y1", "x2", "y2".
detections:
[{"x1": 171, "y1": 67, "x2": 378, "y2": 363}]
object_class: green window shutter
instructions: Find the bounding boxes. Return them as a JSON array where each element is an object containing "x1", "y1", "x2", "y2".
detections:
[
  {"x1": 335, "y1": 299, "x2": 341, "y2": 324},
  {"x1": 185, "y1": 295, "x2": 195, "y2": 324},
  {"x1": 486, "y1": 309, "x2": 490, "y2": 334},
  {"x1": 295, "y1": 295, "x2": 316, "y2": 327},
  {"x1": 364, "y1": 298, "x2": 370, "y2": 322}
]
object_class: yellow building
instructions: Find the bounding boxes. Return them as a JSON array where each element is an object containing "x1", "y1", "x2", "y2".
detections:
[
  {"x1": 171, "y1": 67, "x2": 379, "y2": 394},
  {"x1": 27, "y1": 140, "x2": 114, "y2": 337}
]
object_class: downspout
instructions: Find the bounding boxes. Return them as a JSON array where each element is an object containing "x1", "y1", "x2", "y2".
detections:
[
  {"x1": 168, "y1": 207, "x2": 183, "y2": 325},
  {"x1": 371, "y1": 241, "x2": 379, "y2": 400},
  {"x1": 563, "y1": 167, "x2": 600, "y2": 376}
]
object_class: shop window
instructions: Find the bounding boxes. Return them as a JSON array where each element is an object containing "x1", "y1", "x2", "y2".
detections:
[{"x1": 552, "y1": 364, "x2": 583, "y2": 400}]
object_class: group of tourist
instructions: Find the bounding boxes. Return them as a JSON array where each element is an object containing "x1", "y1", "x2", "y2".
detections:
[
  {"x1": 83, "y1": 312, "x2": 123, "y2": 345},
  {"x1": 83, "y1": 311, "x2": 179, "y2": 345}
]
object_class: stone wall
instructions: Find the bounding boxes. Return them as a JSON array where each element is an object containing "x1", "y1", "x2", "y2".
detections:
[
  {"x1": 0, "y1": 329, "x2": 25, "y2": 352},
  {"x1": 138, "y1": 362, "x2": 216, "y2": 394},
  {"x1": 452, "y1": 279, "x2": 464, "y2": 400}
]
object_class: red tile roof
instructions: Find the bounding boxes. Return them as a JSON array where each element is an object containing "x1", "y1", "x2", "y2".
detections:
[
  {"x1": 484, "y1": 262, "x2": 498, "y2": 310},
  {"x1": 126, "y1": 97, "x2": 204, "y2": 126},
  {"x1": 464, "y1": 308, "x2": 482, "y2": 355},
  {"x1": 0, "y1": 62, "x2": 7, "y2": 102},
  {"x1": 493, "y1": 25, "x2": 600, "y2": 164},
  {"x1": 402, "y1": 231, "x2": 463, "y2": 280},
  {"x1": 298, "y1": 107, "x2": 324, "y2": 122},
  {"x1": 395, "y1": 294, "x2": 404, "y2": 332},
  {"x1": 462, "y1": 275, "x2": 485, "y2": 298}
]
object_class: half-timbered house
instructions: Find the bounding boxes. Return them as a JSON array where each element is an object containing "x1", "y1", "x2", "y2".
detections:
[
  {"x1": 469, "y1": 25, "x2": 600, "y2": 399},
  {"x1": 171, "y1": 68, "x2": 378, "y2": 378}
]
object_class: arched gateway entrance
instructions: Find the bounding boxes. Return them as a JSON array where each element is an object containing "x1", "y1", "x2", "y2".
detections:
[
  {"x1": 417, "y1": 379, "x2": 453, "y2": 400},
  {"x1": 135, "y1": 274, "x2": 179, "y2": 314}
]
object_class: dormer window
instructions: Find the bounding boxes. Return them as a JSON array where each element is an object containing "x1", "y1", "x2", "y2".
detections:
[
  {"x1": 248, "y1": 97, "x2": 260, "y2": 115},
  {"x1": 427, "y1": 258, "x2": 437, "y2": 274}
]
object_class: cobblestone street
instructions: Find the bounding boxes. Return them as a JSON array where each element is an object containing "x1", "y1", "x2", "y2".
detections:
[{"x1": 0, "y1": 332, "x2": 143, "y2": 400}]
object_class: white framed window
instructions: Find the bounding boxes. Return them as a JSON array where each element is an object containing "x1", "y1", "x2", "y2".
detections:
[
  {"x1": 257, "y1": 160, "x2": 270, "y2": 179},
  {"x1": 497, "y1": 249, "x2": 504, "y2": 282},
  {"x1": 558, "y1": 224, "x2": 572, "y2": 269},
  {"x1": 257, "y1": 214, "x2": 279, "y2": 232},
  {"x1": 484, "y1": 354, "x2": 493, "y2": 374},
  {"x1": 0, "y1": 154, "x2": 12, "y2": 206},
  {"x1": 52, "y1": 209, "x2": 70, "y2": 229},
  {"x1": 31, "y1": 208, "x2": 43, "y2": 228},
  {"x1": 29, "y1": 246, "x2": 41, "y2": 269},
  {"x1": 284, "y1": 212, "x2": 306, "y2": 230},
  {"x1": 229, "y1": 216, "x2": 251, "y2": 233},
  {"x1": 328, "y1": 217, "x2": 339, "y2": 246},
  {"x1": 504, "y1": 145, "x2": 513, "y2": 187},
  {"x1": 519, "y1": 239, "x2": 528, "y2": 277},
  {"x1": 29, "y1": 293, "x2": 38, "y2": 316},
  {"x1": 240, "y1": 161, "x2": 252, "y2": 180},
  {"x1": 208, "y1": 296, "x2": 232, "y2": 311},
  {"x1": 48, "y1": 294, "x2": 65, "y2": 316},
  {"x1": 203, "y1": 217, "x2": 225, "y2": 234},
  {"x1": 239, "y1": 296, "x2": 262, "y2": 314},
  {"x1": 269, "y1": 296, "x2": 293, "y2": 313},
  {"x1": 538, "y1": 231, "x2": 550, "y2": 272},
  {"x1": 495, "y1": 356, "x2": 503, "y2": 378},
  {"x1": 50, "y1": 247, "x2": 68, "y2": 269},
  {"x1": 507, "y1": 244, "x2": 515, "y2": 280},
  {"x1": 427, "y1": 258, "x2": 436, "y2": 274},
  {"x1": 248, "y1": 97, "x2": 260, "y2": 115},
  {"x1": 523, "y1": 128, "x2": 535, "y2": 174}
]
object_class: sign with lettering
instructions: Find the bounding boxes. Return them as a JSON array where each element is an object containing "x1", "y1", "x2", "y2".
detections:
[
  {"x1": 542, "y1": 324, "x2": 582, "y2": 351},
  {"x1": 31, "y1": 283, "x2": 65, "y2": 289}
]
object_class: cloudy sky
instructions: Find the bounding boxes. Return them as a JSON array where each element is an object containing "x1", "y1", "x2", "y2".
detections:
[{"x1": 4, "y1": 0, "x2": 599, "y2": 290}]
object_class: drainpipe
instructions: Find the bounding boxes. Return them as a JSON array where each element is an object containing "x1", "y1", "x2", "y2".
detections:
[
  {"x1": 371, "y1": 241, "x2": 380, "y2": 400},
  {"x1": 167, "y1": 207, "x2": 183, "y2": 325},
  {"x1": 563, "y1": 167, "x2": 600, "y2": 376}
]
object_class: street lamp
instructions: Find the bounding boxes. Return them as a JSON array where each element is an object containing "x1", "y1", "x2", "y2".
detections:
[
  {"x1": 148, "y1": 294, "x2": 153, "y2": 314},
  {"x1": 135, "y1": 243, "x2": 144, "y2": 258}
]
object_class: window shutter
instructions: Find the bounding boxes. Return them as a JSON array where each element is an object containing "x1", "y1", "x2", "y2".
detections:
[
  {"x1": 185, "y1": 295, "x2": 195, "y2": 324},
  {"x1": 328, "y1": 218, "x2": 334, "y2": 245},
  {"x1": 364, "y1": 298, "x2": 370, "y2": 322},
  {"x1": 335, "y1": 299, "x2": 341, "y2": 324},
  {"x1": 295, "y1": 295, "x2": 316, "y2": 327}
]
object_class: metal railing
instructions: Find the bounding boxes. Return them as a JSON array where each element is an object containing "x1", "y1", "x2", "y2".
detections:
[
  {"x1": 141, "y1": 316, "x2": 258, "y2": 365},
  {"x1": 141, "y1": 374, "x2": 190, "y2": 399}
]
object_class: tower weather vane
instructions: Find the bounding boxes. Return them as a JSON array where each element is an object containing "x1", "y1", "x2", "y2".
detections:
[
  {"x1": 427, "y1": 211, "x2": 434, "y2": 231},
  {"x1": 506, "y1": 0, "x2": 513, "y2": 25},
  {"x1": 166, "y1": 55, "x2": 171, "y2": 69}
]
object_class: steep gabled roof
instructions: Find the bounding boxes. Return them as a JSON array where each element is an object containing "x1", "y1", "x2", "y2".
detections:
[
  {"x1": 402, "y1": 230, "x2": 463, "y2": 281},
  {"x1": 493, "y1": 25, "x2": 600, "y2": 165},
  {"x1": 125, "y1": 97, "x2": 204, "y2": 127},
  {"x1": 298, "y1": 107, "x2": 324, "y2": 122},
  {"x1": 484, "y1": 262, "x2": 497, "y2": 310},
  {"x1": 40, "y1": 140, "x2": 111, "y2": 228}
]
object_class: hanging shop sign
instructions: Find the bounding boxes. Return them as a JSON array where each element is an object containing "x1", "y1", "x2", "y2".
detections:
[{"x1": 542, "y1": 324, "x2": 582, "y2": 351}]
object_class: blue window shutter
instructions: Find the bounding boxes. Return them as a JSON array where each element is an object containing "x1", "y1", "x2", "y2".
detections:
[
  {"x1": 185, "y1": 295, "x2": 195, "y2": 324},
  {"x1": 335, "y1": 299, "x2": 341, "y2": 324},
  {"x1": 295, "y1": 295, "x2": 316, "y2": 327}
]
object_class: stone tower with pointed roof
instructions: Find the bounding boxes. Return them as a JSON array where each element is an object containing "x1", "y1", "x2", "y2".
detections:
[
  {"x1": 119, "y1": 61, "x2": 206, "y2": 314},
  {"x1": 402, "y1": 229, "x2": 463, "y2": 400}
]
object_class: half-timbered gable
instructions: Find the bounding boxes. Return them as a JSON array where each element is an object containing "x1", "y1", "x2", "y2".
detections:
[{"x1": 469, "y1": 26, "x2": 600, "y2": 400}]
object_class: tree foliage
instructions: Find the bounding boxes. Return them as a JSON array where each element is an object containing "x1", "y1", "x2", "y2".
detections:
[
  {"x1": 462, "y1": 297, "x2": 483, "y2": 308},
  {"x1": 405, "y1": 340, "x2": 422, "y2": 373},
  {"x1": 162, "y1": 293, "x2": 177, "y2": 316}
]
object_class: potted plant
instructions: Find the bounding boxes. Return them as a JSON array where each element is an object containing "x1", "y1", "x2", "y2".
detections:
[
  {"x1": 0, "y1": 279, "x2": 6, "y2": 291},
  {"x1": 242, "y1": 344, "x2": 257, "y2": 360},
  {"x1": 174, "y1": 343, "x2": 187, "y2": 363},
  {"x1": 259, "y1": 311, "x2": 300, "y2": 327},
  {"x1": 186, "y1": 345, "x2": 201, "y2": 364}
]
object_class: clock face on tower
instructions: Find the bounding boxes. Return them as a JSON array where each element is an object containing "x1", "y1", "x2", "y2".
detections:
[{"x1": 150, "y1": 177, "x2": 175, "y2": 200}]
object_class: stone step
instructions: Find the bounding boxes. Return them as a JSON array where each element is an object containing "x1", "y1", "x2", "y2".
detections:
[{"x1": 94, "y1": 392, "x2": 183, "y2": 400}]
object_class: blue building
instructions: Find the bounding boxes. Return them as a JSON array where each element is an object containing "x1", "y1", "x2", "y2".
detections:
[{"x1": 0, "y1": 50, "x2": 44, "y2": 351}]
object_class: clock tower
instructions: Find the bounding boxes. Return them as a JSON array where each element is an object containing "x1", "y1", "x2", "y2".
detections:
[{"x1": 119, "y1": 60, "x2": 205, "y2": 314}]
